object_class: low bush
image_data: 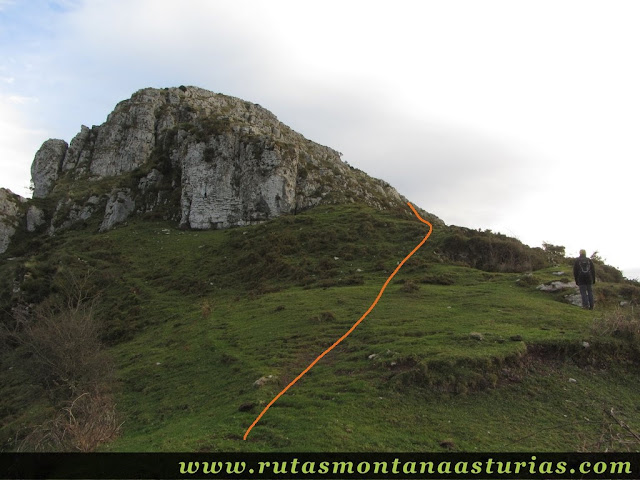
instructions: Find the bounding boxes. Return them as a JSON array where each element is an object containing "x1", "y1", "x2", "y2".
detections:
[
  {"x1": 516, "y1": 274, "x2": 541, "y2": 287},
  {"x1": 421, "y1": 273, "x2": 455, "y2": 285},
  {"x1": 439, "y1": 228, "x2": 548, "y2": 273},
  {"x1": 595, "y1": 285, "x2": 618, "y2": 306},
  {"x1": 337, "y1": 274, "x2": 365, "y2": 286},
  {"x1": 619, "y1": 285, "x2": 640, "y2": 304},
  {"x1": 400, "y1": 280, "x2": 420, "y2": 293},
  {"x1": 596, "y1": 263, "x2": 625, "y2": 283}
]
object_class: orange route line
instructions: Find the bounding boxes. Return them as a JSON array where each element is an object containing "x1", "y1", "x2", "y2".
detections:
[{"x1": 243, "y1": 202, "x2": 433, "y2": 440}]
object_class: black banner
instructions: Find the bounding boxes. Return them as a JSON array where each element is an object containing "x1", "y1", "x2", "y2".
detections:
[{"x1": 1, "y1": 452, "x2": 638, "y2": 479}]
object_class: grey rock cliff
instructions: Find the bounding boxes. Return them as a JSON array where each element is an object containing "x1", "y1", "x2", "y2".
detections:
[
  {"x1": 22, "y1": 86, "x2": 416, "y2": 237},
  {"x1": 0, "y1": 189, "x2": 26, "y2": 253},
  {"x1": 26, "y1": 205, "x2": 45, "y2": 232},
  {"x1": 31, "y1": 139, "x2": 68, "y2": 198}
]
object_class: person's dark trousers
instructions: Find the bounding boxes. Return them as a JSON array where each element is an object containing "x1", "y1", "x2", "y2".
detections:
[{"x1": 579, "y1": 284, "x2": 594, "y2": 309}]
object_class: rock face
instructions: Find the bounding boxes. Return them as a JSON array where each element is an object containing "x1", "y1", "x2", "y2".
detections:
[
  {"x1": 100, "y1": 190, "x2": 135, "y2": 232},
  {"x1": 0, "y1": 189, "x2": 26, "y2": 253},
  {"x1": 21, "y1": 86, "x2": 409, "y2": 236},
  {"x1": 26, "y1": 205, "x2": 46, "y2": 232},
  {"x1": 537, "y1": 281, "x2": 576, "y2": 292},
  {"x1": 31, "y1": 139, "x2": 68, "y2": 199}
]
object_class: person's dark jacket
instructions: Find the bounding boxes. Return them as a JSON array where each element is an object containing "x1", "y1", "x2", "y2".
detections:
[{"x1": 573, "y1": 255, "x2": 596, "y2": 285}]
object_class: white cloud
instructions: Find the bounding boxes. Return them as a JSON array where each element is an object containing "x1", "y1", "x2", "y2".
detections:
[
  {"x1": 0, "y1": 0, "x2": 15, "y2": 10},
  {"x1": 0, "y1": 0, "x2": 638, "y2": 276},
  {"x1": 7, "y1": 94, "x2": 38, "y2": 104},
  {"x1": 0, "y1": 97, "x2": 46, "y2": 197}
]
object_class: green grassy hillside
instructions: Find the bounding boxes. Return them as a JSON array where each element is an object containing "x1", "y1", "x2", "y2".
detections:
[{"x1": 2, "y1": 203, "x2": 640, "y2": 452}]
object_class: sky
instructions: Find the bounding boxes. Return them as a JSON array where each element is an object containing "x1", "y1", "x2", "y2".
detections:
[{"x1": 1, "y1": 0, "x2": 638, "y2": 279}]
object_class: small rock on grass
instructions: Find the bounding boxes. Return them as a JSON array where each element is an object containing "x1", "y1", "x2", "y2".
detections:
[
  {"x1": 254, "y1": 375, "x2": 277, "y2": 387},
  {"x1": 439, "y1": 439, "x2": 456, "y2": 450},
  {"x1": 469, "y1": 332, "x2": 484, "y2": 341},
  {"x1": 238, "y1": 402, "x2": 256, "y2": 412}
]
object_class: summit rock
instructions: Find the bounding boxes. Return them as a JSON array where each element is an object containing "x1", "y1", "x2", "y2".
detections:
[{"x1": 26, "y1": 86, "x2": 409, "y2": 235}]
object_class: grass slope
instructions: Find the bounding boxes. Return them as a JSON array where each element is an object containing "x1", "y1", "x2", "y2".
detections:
[{"x1": 1, "y1": 203, "x2": 640, "y2": 452}]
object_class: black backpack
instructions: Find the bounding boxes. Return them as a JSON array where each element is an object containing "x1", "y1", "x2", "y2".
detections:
[{"x1": 579, "y1": 258, "x2": 591, "y2": 275}]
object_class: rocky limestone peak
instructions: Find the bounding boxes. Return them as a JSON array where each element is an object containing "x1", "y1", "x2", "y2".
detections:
[{"x1": 26, "y1": 86, "x2": 412, "y2": 237}]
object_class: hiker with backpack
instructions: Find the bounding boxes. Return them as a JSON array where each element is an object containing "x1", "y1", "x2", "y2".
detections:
[{"x1": 573, "y1": 249, "x2": 596, "y2": 310}]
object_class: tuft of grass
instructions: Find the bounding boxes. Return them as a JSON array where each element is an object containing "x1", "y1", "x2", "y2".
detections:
[
  {"x1": 200, "y1": 299, "x2": 212, "y2": 319},
  {"x1": 309, "y1": 311, "x2": 337, "y2": 323},
  {"x1": 592, "y1": 308, "x2": 640, "y2": 341}
]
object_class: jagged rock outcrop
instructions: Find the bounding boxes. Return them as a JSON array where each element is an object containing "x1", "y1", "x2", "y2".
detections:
[
  {"x1": 0, "y1": 189, "x2": 26, "y2": 253},
  {"x1": 2, "y1": 85, "x2": 434, "y2": 254},
  {"x1": 31, "y1": 139, "x2": 68, "y2": 198},
  {"x1": 100, "y1": 189, "x2": 135, "y2": 232},
  {"x1": 26, "y1": 205, "x2": 46, "y2": 232}
]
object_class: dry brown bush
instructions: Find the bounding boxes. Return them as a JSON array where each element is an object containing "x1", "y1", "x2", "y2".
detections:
[
  {"x1": 13, "y1": 296, "x2": 112, "y2": 396},
  {"x1": 18, "y1": 392, "x2": 122, "y2": 452},
  {"x1": 3, "y1": 269, "x2": 121, "y2": 451}
]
